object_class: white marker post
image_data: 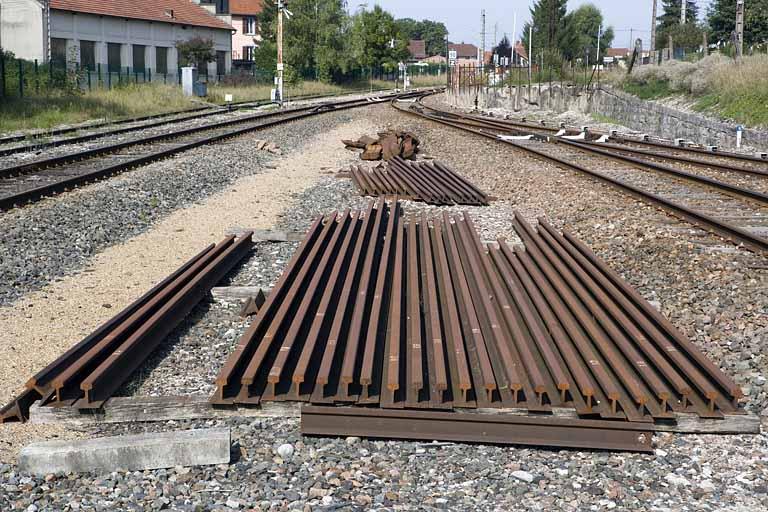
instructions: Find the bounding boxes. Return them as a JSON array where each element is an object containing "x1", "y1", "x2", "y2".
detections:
[{"x1": 736, "y1": 125, "x2": 744, "y2": 149}]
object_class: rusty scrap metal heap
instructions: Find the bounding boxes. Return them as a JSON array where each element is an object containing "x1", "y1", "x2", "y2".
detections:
[
  {"x1": 348, "y1": 156, "x2": 490, "y2": 206},
  {"x1": 211, "y1": 200, "x2": 742, "y2": 433},
  {"x1": 0, "y1": 234, "x2": 255, "y2": 423},
  {"x1": 342, "y1": 130, "x2": 420, "y2": 161}
]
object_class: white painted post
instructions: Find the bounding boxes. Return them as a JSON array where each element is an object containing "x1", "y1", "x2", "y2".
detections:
[
  {"x1": 181, "y1": 67, "x2": 195, "y2": 96},
  {"x1": 736, "y1": 125, "x2": 744, "y2": 149}
]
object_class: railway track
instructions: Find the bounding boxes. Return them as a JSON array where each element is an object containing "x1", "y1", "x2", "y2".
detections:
[
  {"x1": 0, "y1": 90, "x2": 432, "y2": 210},
  {"x1": 0, "y1": 89, "x2": 401, "y2": 159},
  {"x1": 394, "y1": 98, "x2": 768, "y2": 254},
  {"x1": 468, "y1": 110, "x2": 768, "y2": 165}
]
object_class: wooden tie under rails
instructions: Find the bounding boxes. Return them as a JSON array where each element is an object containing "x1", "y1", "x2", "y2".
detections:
[
  {"x1": 348, "y1": 156, "x2": 490, "y2": 206},
  {"x1": 211, "y1": 200, "x2": 743, "y2": 430},
  {"x1": 0, "y1": 233, "x2": 255, "y2": 422}
]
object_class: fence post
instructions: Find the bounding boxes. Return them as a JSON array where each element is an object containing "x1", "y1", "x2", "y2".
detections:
[
  {"x1": 97, "y1": 63, "x2": 101, "y2": 87},
  {"x1": 148, "y1": 68, "x2": 151, "y2": 83},
  {"x1": 87, "y1": 68, "x2": 92, "y2": 91},
  {"x1": 108, "y1": 68, "x2": 111, "y2": 89},
  {"x1": 34, "y1": 59, "x2": 39, "y2": 93},
  {"x1": 19, "y1": 59, "x2": 24, "y2": 97},
  {"x1": 0, "y1": 51, "x2": 5, "y2": 98}
]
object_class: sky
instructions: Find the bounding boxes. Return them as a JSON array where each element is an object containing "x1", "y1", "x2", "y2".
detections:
[{"x1": 362, "y1": 0, "x2": 715, "y2": 51}]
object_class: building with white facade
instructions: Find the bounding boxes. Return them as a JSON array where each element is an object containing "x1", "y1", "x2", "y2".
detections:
[{"x1": 1, "y1": 0, "x2": 234, "y2": 79}]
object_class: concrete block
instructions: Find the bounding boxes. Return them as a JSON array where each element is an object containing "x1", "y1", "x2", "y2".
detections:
[{"x1": 18, "y1": 428, "x2": 230, "y2": 476}]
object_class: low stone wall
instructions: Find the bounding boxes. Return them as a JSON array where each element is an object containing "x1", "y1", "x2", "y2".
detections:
[{"x1": 449, "y1": 86, "x2": 768, "y2": 151}]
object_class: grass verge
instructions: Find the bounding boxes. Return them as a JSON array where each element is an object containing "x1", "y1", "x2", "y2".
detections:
[{"x1": 0, "y1": 84, "x2": 197, "y2": 134}]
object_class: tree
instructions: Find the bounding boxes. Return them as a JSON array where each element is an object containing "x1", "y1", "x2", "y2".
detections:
[
  {"x1": 418, "y1": 20, "x2": 449, "y2": 56},
  {"x1": 349, "y1": 6, "x2": 409, "y2": 72},
  {"x1": 395, "y1": 18, "x2": 448, "y2": 57},
  {"x1": 657, "y1": 0, "x2": 699, "y2": 31},
  {"x1": 251, "y1": 0, "x2": 349, "y2": 83},
  {"x1": 708, "y1": 0, "x2": 768, "y2": 46},
  {"x1": 656, "y1": 22, "x2": 707, "y2": 52},
  {"x1": 561, "y1": 4, "x2": 614, "y2": 61},
  {"x1": 521, "y1": 0, "x2": 569, "y2": 53},
  {"x1": 176, "y1": 37, "x2": 215, "y2": 68}
]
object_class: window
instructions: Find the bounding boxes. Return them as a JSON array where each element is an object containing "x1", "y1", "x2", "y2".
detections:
[
  {"x1": 242, "y1": 46, "x2": 254, "y2": 61},
  {"x1": 216, "y1": 50, "x2": 226, "y2": 76},
  {"x1": 79, "y1": 41, "x2": 96, "y2": 71},
  {"x1": 156, "y1": 47, "x2": 168, "y2": 75},
  {"x1": 107, "y1": 42, "x2": 122, "y2": 73},
  {"x1": 133, "y1": 45, "x2": 146, "y2": 72},
  {"x1": 51, "y1": 38, "x2": 67, "y2": 66},
  {"x1": 244, "y1": 16, "x2": 256, "y2": 35}
]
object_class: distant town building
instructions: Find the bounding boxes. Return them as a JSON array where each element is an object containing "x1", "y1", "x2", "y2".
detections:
[
  {"x1": 407, "y1": 40, "x2": 427, "y2": 62},
  {"x1": 226, "y1": 0, "x2": 263, "y2": 69},
  {"x1": 513, "y1": 41, "x2": 529, "y2": 67},
  {"x1": 606, "y1": 48, "x2": 631, "y2": 59},
  {"x1": 0, "y1": 0, "x2": 234, "y2": 78},
  {"x1": 448, "y1": 43, "x2": 479, "y2": 66}
]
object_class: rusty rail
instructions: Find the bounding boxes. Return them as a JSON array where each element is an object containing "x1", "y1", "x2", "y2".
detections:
[
  {"x1": 349, "y1": 156, "x2": 489, "y2": 206},
  {"x1": 211, "y1": 200, "x2": 741, "y2": 426},
  {"x1": 301, "y1": 406, "x2": 654, "y2": 452},
  {"x1": 0, "y1": 234, "x2": 254, "y2": 422}
]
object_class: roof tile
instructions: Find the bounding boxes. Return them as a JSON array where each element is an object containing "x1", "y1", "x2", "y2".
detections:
[{"x1": 50, "y1": 0, "x2": 233, "y2": 31}]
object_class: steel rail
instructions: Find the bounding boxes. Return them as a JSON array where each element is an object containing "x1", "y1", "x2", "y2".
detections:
[
  {"x1": 349, "y1": 156, "x2": 489, "y2": 205},
  {"x1": 392, "y1": 100, "x2": 768, "y2": 253},
  {"x1": 0, "y1": 234, "x2": 254, "y2": 422},
  {"x1": 1, "y1": 92, "x2": 417, "y2": 179},
  {"x1": 210, "y1": 201, "x2": 741, "y2": 426},
  {"x1": 0, "y1": 87, "x2": 401, "y2": 148},
  {"x1": 0, "y1": 90, "x2": 432, "y2": 210},
  {"x1": 418, "y1": 105, "x2": 768, "y2": 204},
  {"x1": 300, "y1": 406, "x2": 654, "y2": 452},
  {"x1": 462, "y1": 111, "x2": 768, "y2": 165},
  {"x1": 573, "y1": 140, "x2": 768, "y2": 178}
]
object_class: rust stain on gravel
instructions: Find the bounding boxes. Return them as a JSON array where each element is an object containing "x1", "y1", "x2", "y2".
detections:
[{"x1": 0, "y1": 120, "x2": 371, "y2": 462}]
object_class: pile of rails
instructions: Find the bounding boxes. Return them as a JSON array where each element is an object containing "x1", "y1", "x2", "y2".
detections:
[
  {"x1": 348, "y1": 156, "x2": 490, "y2": 206},
  {"x1": 0, "y1": 234, "x2": 254, "y2": 422},
  {"x1": 343, "y1": 130, "x2": 420, "y2": 161},
  {"x1": 210, "y1": 200, "x2": 742, "y2": 450}
]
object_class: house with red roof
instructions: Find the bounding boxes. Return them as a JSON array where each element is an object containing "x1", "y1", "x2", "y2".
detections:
[{"x1": 0, "y1": 0, "x2": 235, "y2": 79}]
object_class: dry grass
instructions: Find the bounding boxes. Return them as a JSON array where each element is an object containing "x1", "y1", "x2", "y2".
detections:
[{"x1": 0, "y1": 84, "x2": 197, "y2": 134}]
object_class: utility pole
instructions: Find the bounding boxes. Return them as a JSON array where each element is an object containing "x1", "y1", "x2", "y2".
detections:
[
  {"x1": 736, "y1": 0, "x2": 745, "y2": 58},
  {"x1": 596, "y1": 25, "x2": 602, "y2": 88},
  {"x1": 650, "y1": 0, "x2": 658, "y2": 60},
  {"x1": 681, "y1": 0, "x2": 686, "y2": 24},
  {"x1": 480, "y1": 9, "x2": 486, "y2": 74},
  {"x1": 276, "y1": 0, "x2": 285, "y2": 106}
]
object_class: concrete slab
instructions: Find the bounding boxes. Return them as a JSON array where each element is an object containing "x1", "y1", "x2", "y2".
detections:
[{"x1": 18, "y1": 427, "x2": 230, "y2": 475}]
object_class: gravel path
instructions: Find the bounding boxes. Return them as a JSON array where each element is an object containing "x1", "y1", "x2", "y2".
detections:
[
  {"x1": 1, "y1": 417, "x2": 767, "y2": 511},
  {"x1": 1, "y1": 92, "x2": 766, "y2": 511}
]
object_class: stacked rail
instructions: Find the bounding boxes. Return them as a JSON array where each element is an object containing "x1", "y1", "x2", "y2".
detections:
[
  {"x1": 349, "y1": 156, "x2": 490, "y2": 206},
  {"x1": 0, "y1": 234, "x2": 254, "y2": 422},
  {"x1": 211, "y1": 200, "x2": 741, "y2": 425}
]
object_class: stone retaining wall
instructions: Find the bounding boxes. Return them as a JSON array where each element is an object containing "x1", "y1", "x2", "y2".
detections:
[{"x1": 448, "y1": 86, "x2": 768, "y2": 151}]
